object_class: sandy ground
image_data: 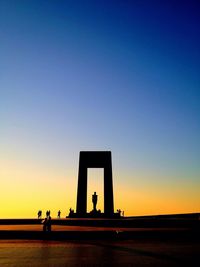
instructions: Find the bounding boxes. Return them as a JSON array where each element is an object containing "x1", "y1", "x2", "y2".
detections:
[
  {"x1": 0, "y1": 224, "x2": 189, "y2": 232},
  {"x1": 0, "y1": 239, "x2": 199, "y2": 267},
  {"x1": 0, "y1": 224, "x2": 132, "y2": 231},
  {"x1": 0, "y1": 224, "x2": 199, "y2": 266}
]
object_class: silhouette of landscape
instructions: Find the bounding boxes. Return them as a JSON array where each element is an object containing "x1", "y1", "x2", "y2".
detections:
[
  {"x1": 0, "y1": 151, "x2": 200, "y2": 266},
  {"x1": 0, "y1": 214, "x2": 200, "y2": 266}
]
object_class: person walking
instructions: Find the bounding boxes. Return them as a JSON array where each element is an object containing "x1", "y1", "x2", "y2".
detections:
[
  {"x1": 42, "y1": 218, "x2": 47, "y2": 232},
  {"x1": 57, "y1": 210, "x2": 61, "y2": 218},
  {"x1": 47, "y1": 216, "x2": 52, "y2": 232},
  {"x1": 37, "y1": 210, "x2": 41, "y2": 219}
]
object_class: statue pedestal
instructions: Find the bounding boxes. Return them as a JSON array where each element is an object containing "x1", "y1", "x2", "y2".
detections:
[{"x1": 68, "y1": 212, "x2": 120, "y2": 218}]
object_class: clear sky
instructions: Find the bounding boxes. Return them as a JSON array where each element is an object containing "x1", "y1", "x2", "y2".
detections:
[{"x1": 0, "y1": 0, "x2": 200, "y2": 218}]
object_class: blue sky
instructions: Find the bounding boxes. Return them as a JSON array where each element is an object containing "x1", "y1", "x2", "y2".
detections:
[{"x1": 0, "y1": 0, "x2": 200, "y2": 217}]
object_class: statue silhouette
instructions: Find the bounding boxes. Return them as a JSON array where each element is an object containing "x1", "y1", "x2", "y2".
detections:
[{"x1": 92, "y1": 192, "x2": 98, "y2": 211}]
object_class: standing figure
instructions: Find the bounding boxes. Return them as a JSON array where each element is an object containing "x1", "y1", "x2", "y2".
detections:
[
  {"x1": 92, "y1": 192, "x2": 98, "y2": 211},
  {"x1": 43, "y1": 218, "x2": 47, "y2": 232},
  {"x1": 118, "y1": 209, "x2": 121, "y2": 216},
  {"x1": 57, "y1": 210, "x2": 61, "y2": 218},
  {"x1": 69, "y1": 208, "x2": 74, "y2": 217},
  {"x1": 38, "y1": 210, "x2": 42, "y2": 219},
  {"x1": 47, "y1": 216, "x2": 52, "y2": 232}
]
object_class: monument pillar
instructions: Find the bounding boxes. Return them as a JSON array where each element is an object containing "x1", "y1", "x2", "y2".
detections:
[
  {"x1": 76, "y1": 151, "x2": 114, "y2": 217},
  {"x1": 104, "y1": 162, "x2": 114, "y2": 216},
  {"x1": 76, "y1": 159, "x2": 87, "y2": 216}
]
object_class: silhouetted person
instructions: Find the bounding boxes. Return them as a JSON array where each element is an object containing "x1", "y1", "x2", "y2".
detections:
[
  {"x1": 46, "y1": 210, "x2": 51, "y2": 218},
  {"x1": 122, "y1": 210, "x2": 124, "y2": 217},
  {"x1": 117, "y1": 209, "x2": 121, "y2": 216},
  {"x1": 92, "y1": 192, "x2": 98, "y2": 211},
  {"x1": 119, "y1": 209, "x2": 121, "y2": 216},
  {"x1": 69, "y1": 208, "x2": 74, "y2": 217},
  {"x1": 38, "y1": 210, "x2": 42, "y2": 219},
  {"x1": 47, "y1": 216, "x2": 52, "y2": 232},
  {"x1": 57, "y1": 210, "x2": 61, "y2": 218},
  {"x1": 43, "y1": 218, "x2": 47, "y2": 232}
]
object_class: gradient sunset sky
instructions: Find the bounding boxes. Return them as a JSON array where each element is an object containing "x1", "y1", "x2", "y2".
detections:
[{"x1": 1, "y1": 0, "x2": 200, "y2": 218}]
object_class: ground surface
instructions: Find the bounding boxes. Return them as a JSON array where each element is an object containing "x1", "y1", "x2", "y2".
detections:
[
  {"x1": 0, "y1": 224, "x2": 188, "y2": 231},
  {"x1": 0, "y1": 217, "x2": 199, "y2": 266},
  {"x1": 0, "y1": 239, "x2": 199, "y2": 267}
]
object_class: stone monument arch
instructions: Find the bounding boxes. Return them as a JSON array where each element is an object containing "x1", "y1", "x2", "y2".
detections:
[{"x1": 76, "y1": 151, "x2": 114, "y2": 217}]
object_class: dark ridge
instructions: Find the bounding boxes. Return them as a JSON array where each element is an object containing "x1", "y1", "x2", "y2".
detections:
[
  {"x1": 0, "y1": 228, "x2": 200, "y2": 241},
  {"x1": 0, "y1": 213, "x2": 200, "y2": 229}
]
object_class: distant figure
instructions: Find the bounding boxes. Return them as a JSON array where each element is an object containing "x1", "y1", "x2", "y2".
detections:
[
  {"x1": 42, "y1": 218, "x2": 47, "y2": 232},
  {"x1": 57, "y1": 210, "x2": 61, "y2": 218},
  {"x1": 46, "y1": 210, "x2": 51, "y2": 218},
  {"x1": 122, "y1": 210, "x2": 124, "y2": 217},
  {"x1": 38, "y1": 210, "x2": 42, "y2": 219},
  {"x1": 69, "y1": 208, "x2": 74, "y2": 217},
  {"x1": 92, "y1": 192, "x2": 98, "y2": 211},
  {"x1": 119, "y1": 209, "x2": 121, "y2": 216},
  {"x1": 117, "y1": 209, "x2": 121, "y2": 216},
  {"x1": 47, "y1": 216, "x2": 52, "y2": 232}
]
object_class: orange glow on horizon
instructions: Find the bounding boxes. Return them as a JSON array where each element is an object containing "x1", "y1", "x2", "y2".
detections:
[{"x1": 0, "y1": 158, "x2": 199, "y2": 218}]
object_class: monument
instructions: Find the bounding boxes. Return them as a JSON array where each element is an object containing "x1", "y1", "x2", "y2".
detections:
[{"x1": 76, "y1": 151, "x2": 114, "y2": 217}]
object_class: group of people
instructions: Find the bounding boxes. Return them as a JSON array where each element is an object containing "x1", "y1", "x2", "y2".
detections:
[
  {"x1": 117, "y1": 209, "x2": 124, "y2": 217},
  {"x1": 37, "y1": 210, "x2": 62, "y2": 232},
  {"x1": 37, "y1": 210, "x2": 61, "y2": 219},
  {"x1": 37, "y1": 199, "x2": 125, "y2": 223}
]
